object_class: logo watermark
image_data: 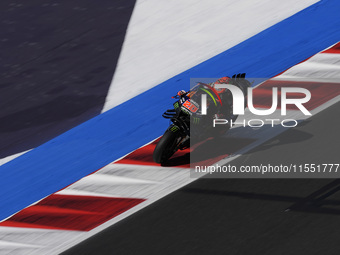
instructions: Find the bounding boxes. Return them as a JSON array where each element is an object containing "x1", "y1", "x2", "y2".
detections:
[{"x1": 199, "y1": 84, "x2": 311, "y2": 128}]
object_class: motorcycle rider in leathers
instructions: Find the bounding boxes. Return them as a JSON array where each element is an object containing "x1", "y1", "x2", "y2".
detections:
[{"x1": 177, "y1": 73, "x2": 251, "y2": 138}]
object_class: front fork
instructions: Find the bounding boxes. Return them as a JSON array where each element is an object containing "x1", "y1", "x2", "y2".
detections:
[{"x1": 168, "y1": 124, "x2": 189, "y2": 150}]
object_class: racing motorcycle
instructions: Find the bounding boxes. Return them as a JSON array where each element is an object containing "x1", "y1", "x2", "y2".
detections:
[
  {"x1": 152, "y1": 83, "x2": 227, "y2": 164},
  {"x1": 152, "y1": 74, "x2": 250, "y2": 164}
]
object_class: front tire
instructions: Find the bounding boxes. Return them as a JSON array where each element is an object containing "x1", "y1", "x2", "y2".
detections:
[{"x1": 153, "y1": 129, "x2": 180, "y2": 164}]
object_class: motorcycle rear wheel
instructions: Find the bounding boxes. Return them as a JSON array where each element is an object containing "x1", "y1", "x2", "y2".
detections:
[{"x1": 153, "y1": 129, "x2": 180, "y2": 164}]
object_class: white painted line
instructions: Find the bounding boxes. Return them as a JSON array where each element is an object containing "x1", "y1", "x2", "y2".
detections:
[
  {"x1": 56, "y1": 189, "x2": 141, "y2": 199},
  {"x1": 0, "y1": 240, "x2": 43, "y2": 248},
  {"x1": 77, "y1": 173, "x2": 160, "y2": 185}
]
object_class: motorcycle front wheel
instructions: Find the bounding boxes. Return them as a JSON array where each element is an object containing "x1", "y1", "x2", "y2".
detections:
[{"x1": 153, "y1": 128, "x2": 180, "y2": 164}]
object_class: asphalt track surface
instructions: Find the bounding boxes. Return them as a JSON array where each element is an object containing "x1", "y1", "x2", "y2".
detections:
[
  {"x1": 0, "y1": 0, "x2": 135, "y2": 158},
  {"x1": 64, "y1": 101, "x2": 340, "y2": 255}
]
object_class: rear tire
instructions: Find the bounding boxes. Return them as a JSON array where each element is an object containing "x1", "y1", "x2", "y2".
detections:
[{"x1": 153, "y1": 129, "x2": 180, "y2": 164}]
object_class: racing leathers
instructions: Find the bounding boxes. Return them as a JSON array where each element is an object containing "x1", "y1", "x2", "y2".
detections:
[{"x1": 178, "y1": 73, "x2": 251, "y2": 138}]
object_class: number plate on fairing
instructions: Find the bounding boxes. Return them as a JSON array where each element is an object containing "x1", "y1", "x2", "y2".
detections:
[{"x1": 182, "y1": 100, "x2": 198, "y2": 113}]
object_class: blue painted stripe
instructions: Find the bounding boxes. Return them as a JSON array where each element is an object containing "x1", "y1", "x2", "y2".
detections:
[{"x1": 1, "y1": 0, "x2": 340, "y2": 221}]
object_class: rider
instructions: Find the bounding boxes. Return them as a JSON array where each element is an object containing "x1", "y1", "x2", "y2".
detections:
[
  {"x1": 178, "y1": 73, "x2": 250, "y2": 116},
  {"x1": 177, "y1": 73, "x2": 251, "y2": 137}
]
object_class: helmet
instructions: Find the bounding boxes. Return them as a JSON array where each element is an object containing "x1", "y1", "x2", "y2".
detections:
[{"x1": 210, "y1": 76, "x2": 231, "y2": 94}]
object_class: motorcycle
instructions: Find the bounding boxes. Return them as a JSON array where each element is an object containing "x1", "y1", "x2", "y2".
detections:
[
  {"x1": 153, "y1": 83, "x2": 224, "y2": 164},
  {"x1": 152, "y1": 74, "x2": 250, "y2": 164}
]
